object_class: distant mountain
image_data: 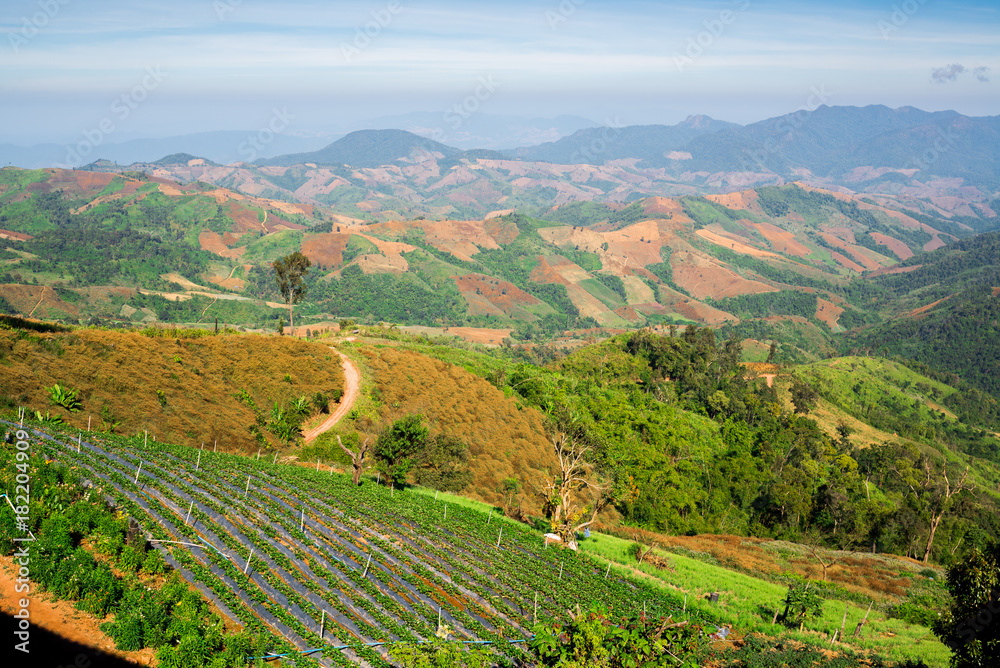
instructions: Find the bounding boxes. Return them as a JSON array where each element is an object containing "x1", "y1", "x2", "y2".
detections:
[
  {"x1": 0, "y1": 131, "x2": 332, "y2": 169},
  {"x1": 676, "y1": 105, "x2": 1000, "y2": 190},
  {"x1": 510, "y1": 115, "x2": 740, "y2": 164},
  {"x1": 259, "y1": 129, "x2": 462, "y2": 168},
  {"x1": 347, "y1": 112, "x2": 597, "y2": 150}
]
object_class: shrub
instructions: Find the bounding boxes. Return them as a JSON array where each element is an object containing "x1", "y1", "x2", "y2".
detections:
[{"x1": 46, "y1": 383, "x2": 82, "y2": 411}]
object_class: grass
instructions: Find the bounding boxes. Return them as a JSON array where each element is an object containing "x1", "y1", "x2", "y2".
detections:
[
  {"x1": 579, "y1": 532, "x2": 950, "y2": 667},
  {"x1": 0, "y1": 325, "x2": 344, "y2": 453}
]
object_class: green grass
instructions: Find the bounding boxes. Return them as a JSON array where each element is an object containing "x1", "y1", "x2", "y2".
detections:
[{"x1": 579, "y1": 532, "x2": 950, "y2": 667}]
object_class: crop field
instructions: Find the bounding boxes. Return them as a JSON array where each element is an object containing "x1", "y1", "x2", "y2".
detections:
[{"x1": 7, "y1": 420, "x2": 709, "y2": 666}]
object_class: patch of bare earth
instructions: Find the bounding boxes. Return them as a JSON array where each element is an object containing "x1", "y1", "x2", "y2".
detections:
[
  {"x1": 670, "y1": 251, "x2": 777, "y2": 300},
  {"x1": 0, "y1": 555, "x2": 155, "y2": 666},
  {"x1": 815, "y1": 297, "x2": 844, "y2": 330},
  {"x1": 869, "y1": 233, "x2": 914, "y2": 260}
]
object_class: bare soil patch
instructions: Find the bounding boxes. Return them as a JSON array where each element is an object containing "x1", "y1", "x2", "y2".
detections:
[
  {"x1": 815, "y1": 297, "x2": 844, "y2": 330},
  {"x1": 671, "y1": 251, "x2": 777, "y2": 300}
]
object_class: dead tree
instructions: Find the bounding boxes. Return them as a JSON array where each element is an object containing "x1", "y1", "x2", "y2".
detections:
[
  {"x1": 542, "y1": 432, "x2": 607, "y2": 550},
  {"x1": 338, "y1": 435, "x2": 371, "y2": 486}
]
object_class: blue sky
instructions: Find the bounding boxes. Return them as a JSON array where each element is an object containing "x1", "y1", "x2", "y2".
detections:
[{"x1": 1, "y1": 0, "x2": 997, "y2": 144}]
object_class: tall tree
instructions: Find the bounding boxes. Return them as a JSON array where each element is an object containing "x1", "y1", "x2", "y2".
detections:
[
  {"x1": 542, "y1": 432, "x2": 607, "y2": 549},
  {"x1": 933, "y1": 542, "x2": 1000, "y2": 667},
  {"x1": 272, "y1": 251, "x2": 311, "y2": 335}
]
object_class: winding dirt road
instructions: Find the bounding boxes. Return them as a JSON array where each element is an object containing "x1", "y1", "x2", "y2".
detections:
[{"x1": 303, "y1": 349, "x2": 361, "y2": 443}]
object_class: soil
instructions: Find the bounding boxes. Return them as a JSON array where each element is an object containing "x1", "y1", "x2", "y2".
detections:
[
  {"x1": 0, "y1": 555, "x2": 156, "y2": 666},
  {"x1": 302, "y1": 349, "x2": 362, "y2": 444}
]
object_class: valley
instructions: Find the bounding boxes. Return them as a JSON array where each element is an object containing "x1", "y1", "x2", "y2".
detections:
[{"x1": 2, "y1": 104, "x2": 1000, "y2": 667}]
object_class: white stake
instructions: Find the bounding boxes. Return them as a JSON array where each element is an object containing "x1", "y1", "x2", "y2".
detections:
[
  {"x1": 214, "y1": 439, "x2": 217, "y2": 453},
  {"x1": 683, "y1": 594, "x2": 687, "y2": 612},
  {"x1": 605, "y1": 562, "x2": 612, "y2": 579},
  {"x1": 376, "y1": 472, "x2": 381, "y2": 485},
  {"x1": 88, "y1": 415, "x2": 91, "y2": 431},
  {"x1": 435, "y1": 490, "x2": 439, "y2": 501},
  {"x1": 134, "y1": 461, "x2": 142, "y2": 484},
  {"x1": 320, "y1": 610, "x2": 326, "y2": 639},
  {"x1": 256, "y1": 448, "x2": 261, "y2": 461},
  {"x1": 488, "y1": 508, "x2": 492, "y2": 525},
  {"x1": 300, "y1": 509, "x2": 305, "y2": 533},
  {"x1": 144, "y1": 430, "x2": 147, "y2": 448},
  {"x1": 316, "y1": 458, "x2": 320, "y2": 471},
  {"x1": 444, "y1": 504, "x2": 447, "y2": 521},
  {"x1": 77, "y1": 433, "x2": 81, "y2": 453},
  {"x1": 559, "y1": 562, "x2": 563, "y2": 579},
  {"x1": 496, "y1": 526, "x2": 503, "y2": 548},
  {"x1": 245, "y1": 475, "x2": 251, "y2": 497},
  {"x1": 196, "y1": 451, "x2": 201, "y2": 471},
  {"x1": 438, "y1": 607, "x2": 442, "y2": 629},
  {"x1": 185, "y1": 501, "x2": 193, "y2": 525},
  {"x1": 244, "y1": 548, "x2": 253, "y2": 575},
  {"x1": 273, "y1": 452, "x2": 278, "y2": 464},
  {"x1": 363, "y1": 553, "x2": 372, "y2": 577}
]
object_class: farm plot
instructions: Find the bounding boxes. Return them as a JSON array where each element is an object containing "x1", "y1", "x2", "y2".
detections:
[{"x1": 12, "y1": 421, "x2": 709, "y2": 666}]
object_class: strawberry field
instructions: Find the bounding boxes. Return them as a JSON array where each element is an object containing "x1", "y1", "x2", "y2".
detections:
[{"x1": 6, "y1": 420, "x2": 709, "y2": 666}]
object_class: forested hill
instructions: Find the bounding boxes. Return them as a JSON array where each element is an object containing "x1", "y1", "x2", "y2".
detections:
[
  {"x1": 846, "y1": 230, "x2": 1000, "y2": 398},
  {"x1": 407, "y1": 327, "x2": 1000, "y2": 565}
]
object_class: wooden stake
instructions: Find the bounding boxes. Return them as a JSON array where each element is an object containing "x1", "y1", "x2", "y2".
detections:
[
  {"x1": 839, "y1": 604, "x2": 849, "y2": 643},
  {"x1": 244, "y1": 548, "x2": 253, "y2": 575},
  {"x1": 376, "y1": 472, "x2": 381, "y2": 485},
  {"x1": 214, "y1": 439, "x2": 217, "y2": 453},
  {"x1": 185, "y1": 501, "x2": 193, "y2": 525},
  {"x1": 300, "y1": 509, "x2": 305, "y2": 533},
  {"x1": 273, "y1": 452, "x2": 278, "y2": 464},
  {"x1": 683, "y1": 594, "x2": 687, "y2": 612},
  {"x1": 435, "y1": 490, "x2": 439, "y2": 501},
  {"x1": 363, "y1": 553, "x2": 372, "y2": 578},
  {"x1": 444, "y1": 504, "x2": 447, "y2": 521},
  {"x1": 134, "y1": 461, "x2": 142, "y2": 484},
  {"x1": 533, "y1": 592, "x2": 538, "y2": 624},
  {"x1": 320, "y1": 609, "x2": 326, "y2": 639},
  {"x1": 88, "y1": 415, "x2": 91, "y2": 431},
  {"x1": 316, "y1": 458, "x2": 320, "y2": 471},
  {"x1": 245, "y1": 475, "x2": 251, "y2": 497},
  {"x1": 256, "y1": 448, "x2": 261, "y2": 461},
  {"x1": 196, "y1": 450, "x2": 201, "y2": 471},
  {"x1": 605, "y1": 562, "x2": 612, "y2": 579},
  {"x1": 496, "y1": 526, "x2": 503, "y2": 548},
  {"x1": 488, "y1": 508, "x2": 493, "y2": 525},
  {"x1": 144, "y1": 430, "x2": 147, "y2": 448},
  {"x1": 438, "y1": 607, "x2": 442, "y2": 630},
  {"x1": 77, "y1": 433, "x2": 81, "y2": 453},
  {"x1": 853, "y1": 602, "x2": 873, "y2": 637},
  {"x1": 559, "y1": 562, "x2": 563, "y2": 579}
]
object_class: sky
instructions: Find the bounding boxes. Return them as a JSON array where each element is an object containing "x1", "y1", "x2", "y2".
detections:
[{"x1": 1, "y1": 0, "x2": 997, "y2": 145}]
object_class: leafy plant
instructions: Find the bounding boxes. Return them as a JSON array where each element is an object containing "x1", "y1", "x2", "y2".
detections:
[
  {"x1": 156, "y1": 389, "x2": 167, "y2": 407},
  {"x1": 33, "y1": 410, "x2": 63, "y2": 424},
  {"x1": 781, "y1": 582, "x2": 824, "y2": 631},
  {"x1": 46, "y1": 383, "x2": 81, "y2": 411}
]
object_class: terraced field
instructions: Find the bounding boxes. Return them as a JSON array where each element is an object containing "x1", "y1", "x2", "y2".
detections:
[{"x1": 9, "y1": 420, "x2": 708, "y2": 666}]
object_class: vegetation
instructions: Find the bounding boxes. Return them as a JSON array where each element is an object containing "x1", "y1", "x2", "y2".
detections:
[{"x1": 272, "y1": 251, "x2": 312, "y2": 334}]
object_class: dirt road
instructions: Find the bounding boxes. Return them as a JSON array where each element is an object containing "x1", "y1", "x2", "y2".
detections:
[{"x1": 303, "y1": 349, "x2": 361, "y2": 443}]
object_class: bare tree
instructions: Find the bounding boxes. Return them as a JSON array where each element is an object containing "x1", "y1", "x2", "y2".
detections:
[
  {"x1": 893, "y1": 457, "x2": 974, "y2": 563},
  {"x1": 338, "y1": 435, "x2": 371, "y2": 486},
  {"x1": 543, "y1": 432, "x2": 607, "y2": 550}
]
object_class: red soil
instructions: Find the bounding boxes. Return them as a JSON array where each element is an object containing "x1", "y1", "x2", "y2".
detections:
[
  {"x1": 301, "y1": 233, "x2": 351, "y2": 269},
  {"x1": 452, "y1": 274, "x2": 541, "y2": 313},
  {"x1": 670, "y1": 251, "x2": 777, "y2": 300},
  {"x1": 815, "y1": 297, "x2": 844, "y2": 330},
  {"x1": 869, "y1": 233, "x2": 914, "y2": 260}
]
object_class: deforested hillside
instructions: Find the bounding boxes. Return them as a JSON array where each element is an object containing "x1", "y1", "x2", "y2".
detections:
[
  {"x1": 0, "y1": 321, "x2": 344, "y2": 451},
  {"x1": 308, "y1": 345, "x2": 558, "y2": 514}
]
